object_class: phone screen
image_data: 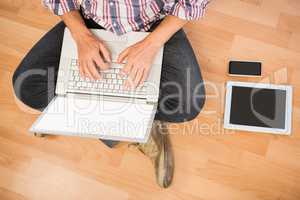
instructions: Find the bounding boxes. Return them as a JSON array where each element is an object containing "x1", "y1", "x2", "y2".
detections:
[{"x1": 229, "y1": 61, "x2": 261, "y2": 76}]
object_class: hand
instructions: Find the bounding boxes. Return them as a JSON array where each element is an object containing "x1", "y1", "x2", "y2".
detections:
[
  {"x1": 117, "y1": 39, "x2": 161, "y2": 88},
  {"x1": 73, "y1": 32, "x2": 111, "y2": 80}
]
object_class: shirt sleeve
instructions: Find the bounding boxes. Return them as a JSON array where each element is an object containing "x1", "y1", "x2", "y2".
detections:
[
  {"x1": 42, "y1": 0, "x2": 80, "y2": 16},
  {"x1": 165, "y1": 0, "x2": 210, "y2": 20}
]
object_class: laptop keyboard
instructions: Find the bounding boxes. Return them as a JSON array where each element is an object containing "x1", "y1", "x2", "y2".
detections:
[{"x1": 67, "y1": 59, "x2": 147, "y2": 98}]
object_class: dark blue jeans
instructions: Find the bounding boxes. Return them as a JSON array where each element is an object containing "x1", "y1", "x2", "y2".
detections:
[{"x1": 12, "y1": 18, "x2": 206, "y2": 148}]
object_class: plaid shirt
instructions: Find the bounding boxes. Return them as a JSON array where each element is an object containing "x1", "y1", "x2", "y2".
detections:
[{"x1": 43, "y1": 0, "x2": 209, "y2": 35}]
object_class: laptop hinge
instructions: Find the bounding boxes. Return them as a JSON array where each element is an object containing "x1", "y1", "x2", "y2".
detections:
[{"x1": 66, "y1": 92, "x2": 150, "y2": 104}]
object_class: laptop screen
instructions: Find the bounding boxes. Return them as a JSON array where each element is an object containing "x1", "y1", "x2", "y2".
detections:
[{"x1": 229, "y1": 86, "x2": 287, "y2": 129}]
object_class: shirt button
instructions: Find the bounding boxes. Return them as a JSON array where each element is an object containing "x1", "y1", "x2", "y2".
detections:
[
  {"x1": 110, "y1": 2, "x2": 114, "y2": 6},
  {"x1": 113, "y1": 22, "x2": 117, "y2": 27}
]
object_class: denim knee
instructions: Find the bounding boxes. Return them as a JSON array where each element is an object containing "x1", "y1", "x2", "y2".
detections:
[
  {"x1": 156, "y1": 84, "x2": 206, "y2": 123},
  {"x1": 12, "y1": 67, "x2": 52, "y2": 110},
  {"x1": 183, "y1": 90, "x2": 206, "y2": 122},
  {"x1": 177, "y1": 86, "x2": 206, "y2": 122}
]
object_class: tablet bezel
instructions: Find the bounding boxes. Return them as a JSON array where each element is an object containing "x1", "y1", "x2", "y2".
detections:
[{"x1": 224, "y1": 81, "x2": 293, "y2": 135}]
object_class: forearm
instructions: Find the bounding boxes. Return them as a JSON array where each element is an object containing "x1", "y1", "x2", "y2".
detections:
[
  {"x1": 60, "y1": 10, "x2": 91, "y2": 42},
  {"x1": 144, "y1": 15, "x2": 187, "y2": 47}
]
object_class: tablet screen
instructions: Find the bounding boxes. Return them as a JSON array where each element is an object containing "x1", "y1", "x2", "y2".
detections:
[{"x1": 230, "y1": 86, "x2": 287, "y2": 129}]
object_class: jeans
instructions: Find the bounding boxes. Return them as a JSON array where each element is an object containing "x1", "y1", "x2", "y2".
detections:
[{"x1": 12, "y1": 17, "x2": 206, "y2": 148}]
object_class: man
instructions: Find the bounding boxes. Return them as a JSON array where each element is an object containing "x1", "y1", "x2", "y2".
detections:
[{"x1": 12, "y1": 0, "x2": 208, "y2": 188}]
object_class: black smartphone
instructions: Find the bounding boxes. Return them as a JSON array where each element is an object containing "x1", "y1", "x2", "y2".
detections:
[{"x1": 229, "y1": 61, "x2": 262, "y2": 77}]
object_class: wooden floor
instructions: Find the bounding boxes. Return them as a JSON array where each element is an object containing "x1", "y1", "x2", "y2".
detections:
[{"x1": 1, "y1": 0, "x2": 300, "y2": 199}]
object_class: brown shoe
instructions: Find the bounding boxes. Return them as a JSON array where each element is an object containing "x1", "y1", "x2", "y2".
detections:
[{"x1": 137, "y1": 120, "x2": 174, "y2": 188}]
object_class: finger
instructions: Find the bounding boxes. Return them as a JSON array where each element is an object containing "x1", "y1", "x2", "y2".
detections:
[
  {"x1": 87, "y1": 60, "x2": 101, "y2": 80},
  {"x1": 83, "y1": 62, "x2": 94, "y2": 80},
  {"x1": 125, "y1": 76, "x2": 134, "y2": 89},
  {"x1": 117, "y1": 48, "x2": 130, "y2": 63},
  {"x1": 125, "y1": 65, "x2": 138, "y2": 89},
  {"x1": 93, "y1": 53, "x2": 109, "y2": 70},
  {"x1": 82, "y1": 62, "x2": 91, "y2": 79},
  {"x1": 134, "y1": 68, "x2": 144, "y2": 88},
  {"x1": 121, "y1": 60, "x2": 134, "y2": 75},
  {"x1": 79, "y1": 60, "x2": 85, "y2": 77},
  {"x1": 140, "y1": 68, "x2": 149, "y2": 85},
  {"x1": 99, "y1": 43, "x2": 111, "y2": 63}
]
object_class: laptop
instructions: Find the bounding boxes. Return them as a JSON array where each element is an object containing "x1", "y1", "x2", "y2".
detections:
[{"x1": 29, "y1": 28, "x2": 164, "y2": 143}]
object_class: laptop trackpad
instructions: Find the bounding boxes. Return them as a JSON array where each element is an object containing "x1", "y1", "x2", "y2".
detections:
[{"x1": 30, "y1": 95, "x2": 156, "y2": 143}]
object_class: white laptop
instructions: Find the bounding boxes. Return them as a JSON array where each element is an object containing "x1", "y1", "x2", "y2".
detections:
[
  {"x1": 224, "y1": 81, "x2": 293, "y2": 135},
  {"x1": 29, "y1": 28, "x2": 164, "y2": 143}
]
